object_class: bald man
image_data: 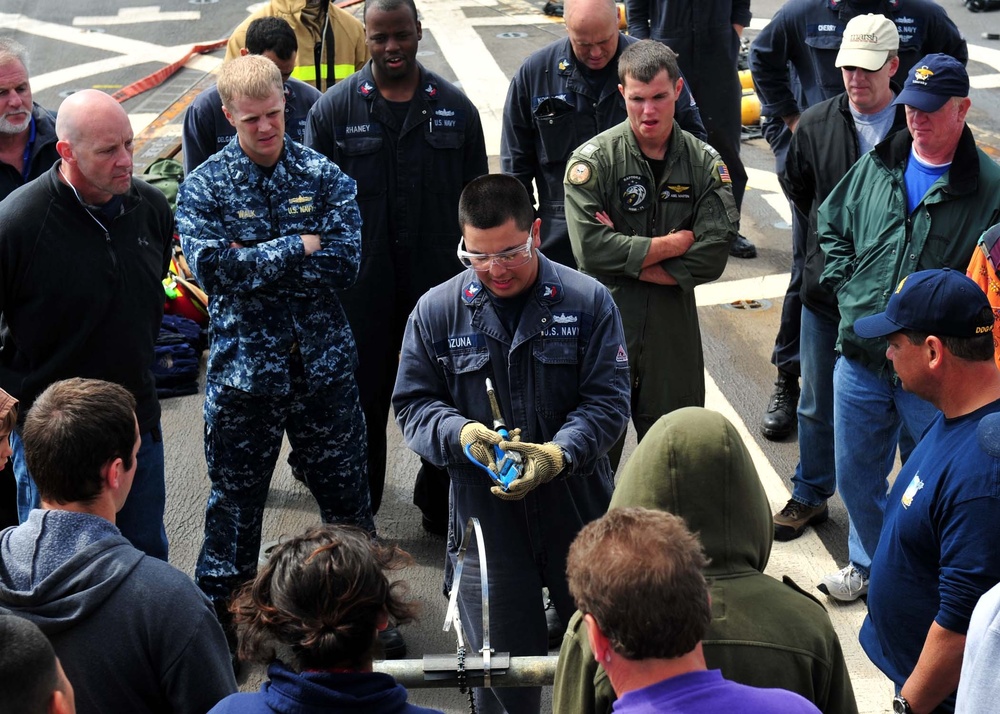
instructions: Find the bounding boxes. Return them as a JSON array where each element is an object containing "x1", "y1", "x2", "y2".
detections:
[
  {"x1": 0, "y1": 90, "x2": 173, "y2": 559},
  {"x1": 501, "y1": 0, "x2": 708, "y2": 268}
]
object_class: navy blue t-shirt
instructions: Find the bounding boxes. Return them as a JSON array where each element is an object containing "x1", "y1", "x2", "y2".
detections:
[{"x1": 861, "y1": 398, "x2": 1000, "y2": 691}]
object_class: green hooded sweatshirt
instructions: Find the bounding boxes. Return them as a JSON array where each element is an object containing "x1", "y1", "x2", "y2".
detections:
[{"x1": 552, "y1": 407, "x2": 858, "y2": 714}]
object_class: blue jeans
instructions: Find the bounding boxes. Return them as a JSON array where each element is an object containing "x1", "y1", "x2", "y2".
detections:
[
  {"x1": 833, "y1": 356, "x2": 939, "y2": 576},
  {"x1": 11, "y1": 431, "x2": 38, "y2": 524},
  {"x1": 13, "y1": 424, "x2": 168, "y2": 561},
  {"x1": 790, "y1": 306, "x2": 839, "y2": 506}
]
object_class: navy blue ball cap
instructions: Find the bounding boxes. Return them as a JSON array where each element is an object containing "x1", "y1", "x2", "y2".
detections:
[
  {"x1": 854, "y1": 268, "x2": 993, "y2": 339},
  {"x1": 892, "y1": 53, "x2": 969, "y2": 113}
]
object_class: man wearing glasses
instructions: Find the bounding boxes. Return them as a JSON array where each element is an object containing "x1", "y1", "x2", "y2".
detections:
[{"x1": 393, "y1": 174, "x2": 630, "y2": 714}]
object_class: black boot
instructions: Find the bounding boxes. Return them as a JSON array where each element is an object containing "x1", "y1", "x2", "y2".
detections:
[
  {"x1": 378, "y1": 624, "x2": 407, "y2": 660},
  {"x1": 213, "y1": 600, "x2": 241, "y2": 678},
  {"x1": 730, "y1": 233, "x2": 757, "y2": 259},
  {"x1": 545, "y1": 597, "x2": 564, "y2": 649},
  {"x1": 761, "y1": 370, "x2": 799, "y2": 441}
]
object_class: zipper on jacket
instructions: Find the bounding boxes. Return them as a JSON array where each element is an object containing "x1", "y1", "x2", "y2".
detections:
[{"x1": 104, "y1": 231, "x2": 118, "y2": 272}]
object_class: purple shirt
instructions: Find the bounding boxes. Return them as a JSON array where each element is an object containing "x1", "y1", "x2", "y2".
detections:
[{"x1": 612, "y1": 670, "x2": 821, "y2": 714}]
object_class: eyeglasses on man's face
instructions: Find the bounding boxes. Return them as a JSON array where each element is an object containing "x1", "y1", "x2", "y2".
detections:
[{"x1": 457, "y1": 234, "x2": 533, "y2": 272}]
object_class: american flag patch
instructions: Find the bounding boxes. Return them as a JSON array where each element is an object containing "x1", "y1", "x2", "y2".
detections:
[{"x1": 716, "y1": 162, "x2": 731, "y2": 183}]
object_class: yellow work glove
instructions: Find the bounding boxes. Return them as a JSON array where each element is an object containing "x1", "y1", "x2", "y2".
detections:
[
  {"x1": 490, "y1": 441, "x2": 565, "y2": 501},
  {"x1": 460, "y1": 422, "x2": 502, "y2": 473}
]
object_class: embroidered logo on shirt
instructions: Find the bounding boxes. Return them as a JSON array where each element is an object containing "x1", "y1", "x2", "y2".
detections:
[
  {"x1": 542, "y1": 284, "x2": 559, "y2": 299},
  {"x1": 424, "y1": 82, "x2": 438, "y2": 98},
  {"x1": 358, "y1": 80, "x2": 375, "y2": 97},
  {"x1": 463, "y1": 281, "x2": 481, "y2": 302},
  {"x1": 553, "y1": 313, "x2": 578, "y2": 324},
  {"x1": 660, "y1": 184, "x2": 692, "y2": 201},
  {"x1": 901, "y1": 473, "x2": 924, "y2": 509},
  {"x1": 616, "y1": 345, "x2": 628, "y2": 362},
  {"x1": 619, "y1": 175, "x2": 651, "y2": 213}
]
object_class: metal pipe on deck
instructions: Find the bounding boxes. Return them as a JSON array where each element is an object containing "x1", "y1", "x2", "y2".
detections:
[{"x1": 374, "y1": 655, "x2": 559, "y2": 689}]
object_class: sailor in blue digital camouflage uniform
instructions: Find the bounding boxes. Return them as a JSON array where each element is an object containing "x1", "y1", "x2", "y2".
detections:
[
  {"x1": 392, "y1": 174, "x2": 631, "y2": 714},
  {"x1": 176, "y1": 54, "x2": 373, "y2": 645}
]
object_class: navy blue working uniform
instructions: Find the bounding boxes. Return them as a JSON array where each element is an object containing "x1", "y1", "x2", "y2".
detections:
[
  {"x1": 501, "y1": 33, "x2": 706, "y2": 268},
  {"x1": 626, "y1": 0, "x2": 751, "y2": 209},
  {"x1": 749, "y1": 0, "x2": 966, "y2": 383},
  {"x1": 182, "y1": 79, "x2": 322, "y2": 174},
  {"x1": 392, "y1": 254, "x2": 631, "y2": 714},
  {"x1": 176, "y1": 136, "x2": 373, "y2": 607},
  {"x1": 305, "y1": 61, "x2": 488, "y2": 519}
]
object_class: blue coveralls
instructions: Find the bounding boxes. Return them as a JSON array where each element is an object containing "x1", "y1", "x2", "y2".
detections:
[
  {"x1": 392, "y1": 255, "x2": 631, "y2": 714},
  {"x1": 305, "y1": 61, "x2": 488, "y2": 521},
  {"x1": 176, "y1": 136, "x2": 373, "y2": 606},
  {"x1": 501, "y1": 33, "x2": 706, "y2": 268},
  {"x1": 749, "y1": 0, "x2": 967, "y2": 379}
]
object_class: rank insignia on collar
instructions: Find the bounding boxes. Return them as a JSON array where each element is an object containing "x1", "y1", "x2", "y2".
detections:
[
  {"x1": 463, "y1": 281, "x2": 482, "y2": 302},
  {"x1": 358, "y1": 80, "x2": 375, "y2": 97},
  {"x1": 424, "y1": 82, "x2": 438, "y2": 98},
  {"x1": 558, "y1": 57, "x2": 570, "y2": 71},
  {"x1": 541, "y1": 284, "x2": 559, "y2": 299}
]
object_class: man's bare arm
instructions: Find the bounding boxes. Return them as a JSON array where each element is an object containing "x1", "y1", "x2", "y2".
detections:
[
  {"x1": 638, "y1": 264, "x2": 678, "y2": 285},
  {"x1": 900, "y1": 622, "x2": 965, "y2": 713}
]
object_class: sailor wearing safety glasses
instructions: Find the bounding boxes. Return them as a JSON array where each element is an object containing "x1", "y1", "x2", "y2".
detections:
[{"x1": 393, "y1": 174, "x2": 631, "y2": 714}]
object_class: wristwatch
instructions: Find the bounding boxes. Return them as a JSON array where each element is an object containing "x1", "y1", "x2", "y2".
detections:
[{"x1": 892, "y1": 695, "x2": 913, "y2": 714}]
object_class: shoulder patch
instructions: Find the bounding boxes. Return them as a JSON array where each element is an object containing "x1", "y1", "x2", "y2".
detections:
[
  {"x1": 716, "y1": 161, "x2": 732, "y2": 183},
  {"x1": 567, "y1": 160, "x2": 593, "y2": 186}
]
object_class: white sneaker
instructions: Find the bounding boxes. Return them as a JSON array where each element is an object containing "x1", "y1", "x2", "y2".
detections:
[{"x1": 817, "y1": 564, "x2": 869, "y2": 602}]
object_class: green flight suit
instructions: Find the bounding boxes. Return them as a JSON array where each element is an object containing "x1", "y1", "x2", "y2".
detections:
[{"x1": 564, "y1": 120, "x2": 737, "y2": 437}]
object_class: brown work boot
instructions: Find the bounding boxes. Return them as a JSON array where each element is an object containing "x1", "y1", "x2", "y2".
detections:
[{"x1": 773, "y1": 498, "x2": 829, "y2": 541}]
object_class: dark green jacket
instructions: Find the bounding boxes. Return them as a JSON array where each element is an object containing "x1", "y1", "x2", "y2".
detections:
[
  {"x1": 819, "y1": 125, "x2": 1000, "y2": 372},
  {"x1": 552, "y1": 408, "x2": 858, "y2": 714}
]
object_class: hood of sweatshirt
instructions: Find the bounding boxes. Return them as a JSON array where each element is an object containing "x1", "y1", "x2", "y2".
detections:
[
  {"x1": 610, "y1": 407, "x2": 772, "y2": 577},
  {"x1": 260, "y1": 662, "x2": 417, "y2": 714},
  {"x1": 0, "y1": 510, "x2": 143, "y2": 635}
]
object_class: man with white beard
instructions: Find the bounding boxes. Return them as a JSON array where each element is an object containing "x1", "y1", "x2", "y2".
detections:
[{"x1": 0, "y1": 38, "x2": 58, "y2": 202}]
